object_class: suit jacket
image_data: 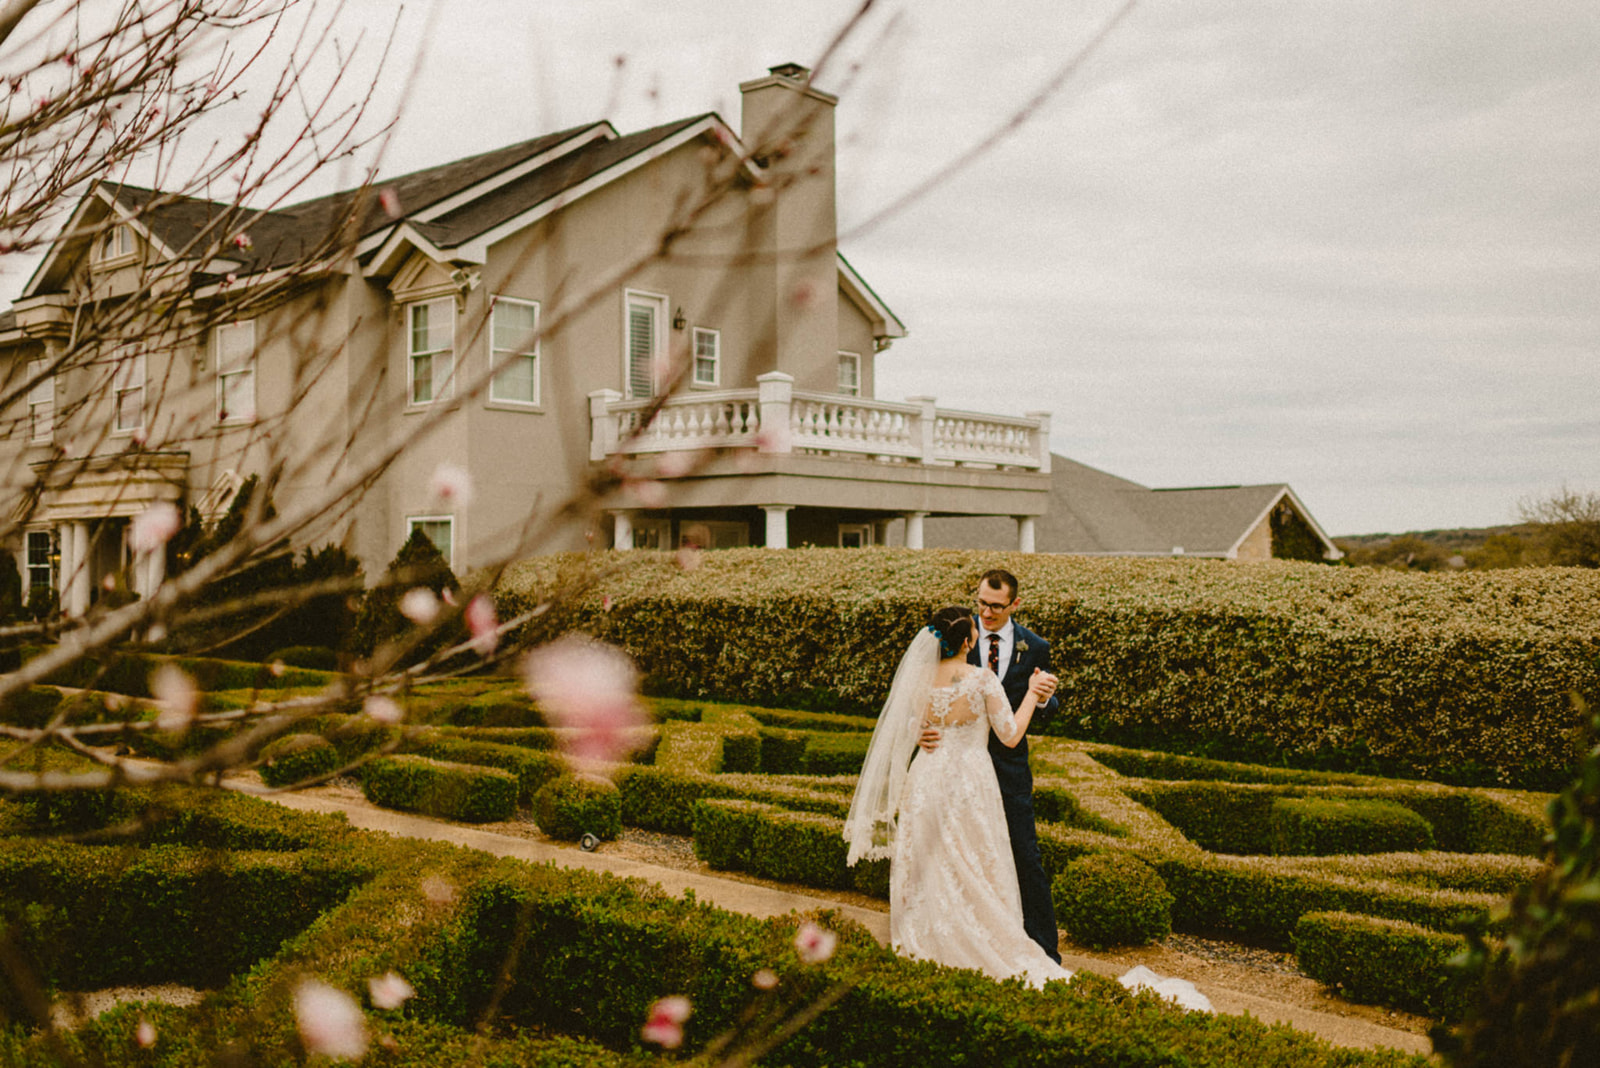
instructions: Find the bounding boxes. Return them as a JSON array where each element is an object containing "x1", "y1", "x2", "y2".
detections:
[{"x1": 969, "y1": 619, "x2": 1058, "y2": 795}]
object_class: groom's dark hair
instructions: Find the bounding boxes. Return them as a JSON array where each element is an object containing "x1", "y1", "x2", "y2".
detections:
[
  {"x1": 979, "y1": 568, "x2": 1019, "y2": 601},
  {"x1": 928, "y1": 605, "x2": 976, "y2": 659}
]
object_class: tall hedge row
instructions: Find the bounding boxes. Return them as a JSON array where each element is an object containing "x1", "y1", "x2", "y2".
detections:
[{"x1": 497, "y1": 549, "x2": 1600, "y2": 789}]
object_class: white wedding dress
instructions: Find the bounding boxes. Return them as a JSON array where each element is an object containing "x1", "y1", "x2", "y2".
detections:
[{"x1": 891, "y1": 667, "x2": 1072, "y2": 988}]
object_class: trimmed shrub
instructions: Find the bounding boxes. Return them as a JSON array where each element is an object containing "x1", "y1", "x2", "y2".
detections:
[
  {"x1": 258, "y1": 733, "x2": 342, "y2": 788},
  {"x1": 1269, "y1": 797, "x2": 1435, "y2": 856},
  {"x1": 748, "y1": 808, "x2": 852, "y2": 889},
  {"x1": 692, "y1": 798, "x2": 773, "y2": 870},
  {"x1": 1294, "y1": 910, "x2": 1474, "y2": 1018},
  {"x1": 1054, "y1": 852, "x2": 1173, "y2": 949},
  {"x1": 1089, "y1": 745, "x2": 1380, "y2": 787},
  {"x1": 721, "y1": 730, "x2": 761, "y2": 773},
  {"x1": 411, "y1": 735, "x2": 565, "y2": 804},
  {"x1": 349, "y1": 528, "x2": 463, "y2": 661},
  {"x1": 496, "y1": 548, "x2": 1600, "y2": 789},
  {"x1": 533, "y1": 775, "x2": 622, "y2": 842},
  {"x1": 616, "y1": 765, "x2": 850, "y2": 834},
  {"x1": 266, "y1": 645, "x2": 340, "y2": 671},
  {"x1": 759, "y1": 728, "x2": 808, "y2": 774},
  {"x1": 362, "y1": 755, "x2": 517, "y2": 823},
  {"x1": 1034, "y1": 784, "x2": 1128, "y2": 836},
  {"x1": 0, "y1": 686, "x2": 63, "y2": 728},
  {"x1": 799, "y1": 731, "x2": 872, "y2": 776}
]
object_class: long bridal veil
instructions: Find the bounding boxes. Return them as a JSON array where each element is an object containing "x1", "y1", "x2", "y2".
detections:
[{"x1": 843, "y1": 627, "x2": 939, "y2": 866}]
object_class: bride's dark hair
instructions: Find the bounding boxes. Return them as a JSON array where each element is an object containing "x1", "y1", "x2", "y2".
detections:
[{"x1": 927, "y1": 605, "x2": 975, "y2": 660}]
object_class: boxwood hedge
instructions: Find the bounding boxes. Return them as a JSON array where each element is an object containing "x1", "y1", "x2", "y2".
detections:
[
  {"x1": 1294, "y1": 910, "x2": 1475, "y2": 1018},
  {"x1": 362, "y1": 755, "x2": 518, "y2": 823},
  {"x1": 497, "y1": 548, "x2": 1600, "y2": 789}
]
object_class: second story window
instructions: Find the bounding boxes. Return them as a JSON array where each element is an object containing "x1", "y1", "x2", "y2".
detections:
[
  {"x1": 837, "y1": 351, "x2": 861, "y2": 397},
  {"x1": 490, "y1": 297, "x2": 539, "y2": 406},
  {"x1": 625, "y1": 291, "x2": 665, "y2": 400},
  {"x1": 26, "y1": 359, "x2": 53, "y2": 441},
  {"x1": 408, "y1": 297, "x2": 454, "y2": 405},
  {"x1": 113, "y1": 349, "x2": 145, "y2": 432},
  {"x1": 216, "y1": 320, "x2": 256, "y2": 423},
  {"x1": 692, "y1": 327, "x2": 720, "y2": 387}
]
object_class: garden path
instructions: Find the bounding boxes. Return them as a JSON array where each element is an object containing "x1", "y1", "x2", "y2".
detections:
[{"x1": 231, "y1": 779, "x2": 1434, "y2": 1058}]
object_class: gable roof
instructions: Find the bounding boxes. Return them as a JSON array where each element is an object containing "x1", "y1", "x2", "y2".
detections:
[{"x1": 923, "y1": 454, "x2": 1338, "y2": 559}]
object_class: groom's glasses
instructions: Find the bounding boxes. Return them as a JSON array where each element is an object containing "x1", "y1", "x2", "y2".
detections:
[{"x1": 976, "y1": 597, "x2": 1012, "y2": 615}]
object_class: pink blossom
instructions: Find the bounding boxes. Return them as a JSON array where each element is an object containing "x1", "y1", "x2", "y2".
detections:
[
  {"x1": 751, "y1": 968, "x2": 779, "y2": 990},
  {"x1": 294, "y1": 979, "x2": 368, "y2": 1060},
  {"x1": 130, "y1": 501, "x2": 182, "y2": 552},
  {"x1": 429, "y1": 462, "x2": 472, "y2": 506},
  {"x1": 640, "y1": 995, "x2": 692, "y2": 1049},
  {"x1": 222, "y1": 273, "x2": 237, "y2": 287},
  {"x1": 150, "y1": 665, "x2": 198, "y2": 733},
  {"x1": 269, "y1": 660, "x2": 286, "y2": 677},
  {"x1": 419, "y1": 874, "x2": 457, "y2": 905},
  {"x1": 522, "y1": 636, "x2": 646, "y2": 763},
  {"x1": 378, "y1": 187, "x2": 402, "y2": 219},
  {"x1": 135, "y1": 1018, "x2": 157, "y2": 1048},
  {"x1": 364, "y1": 695, "x2": 404, "y2": 725},
  {"x1": 788, "y1": 280, "x2": 818, "y2": 309},
  {"x1": 654, "y1": 451, "x2": 696, "y2": 478},
  {"x1": 131, "y1": 427, "x2": 148, "y2": 446},
  {"x1": 465, "y1": 594, "x2": 498, "y2": 655},
  {"x1": 399, "y1": 587, "x2": 439, "y2": 625},
  {"x1": 231, "y1": 232, "x2": 252, "y2": 250},
  {"x1": 601, "y1": 595, "x2": 614, "y2": 612},
  {"x1": 441, "y1": 587, "x2": 458, "y2": 607},
  {"x1": 675, "y1": 546, "x2": 702, "y2": 572},
  {"x1": 794, "y1": 921, "x2": 836, "y2": 964},
  {"x1": 368, "y1": 971, "x2": 415, "y2": 1010}
]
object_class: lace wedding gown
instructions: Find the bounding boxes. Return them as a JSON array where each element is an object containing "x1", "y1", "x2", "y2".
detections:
[
  {"x1": 891, "y1": 668, "x2": 1072, "y2": 988},
  {"x1": 890, "y1": 668, "x2": 1214, "y2": 1012}
]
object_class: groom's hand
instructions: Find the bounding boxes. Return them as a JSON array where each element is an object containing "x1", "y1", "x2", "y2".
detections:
[
  {"x1": 1028, "y1": 669, "x2": 1058, "y2": 701},
  {"x1": 917, "y1": 726, "x2": 943, "y2": 753}
]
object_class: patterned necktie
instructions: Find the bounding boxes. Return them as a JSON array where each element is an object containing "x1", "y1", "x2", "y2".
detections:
[{"x1": 988, "y1": 634, "x2": 1001, "y2": 676}]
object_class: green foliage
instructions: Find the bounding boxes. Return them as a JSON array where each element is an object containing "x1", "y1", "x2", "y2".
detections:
[
  {"x1": 1294, "y1": 911, "x2": 1474, "y2": 1019},
  {"x1": 1440, "y1": 700, "x2": 1600, "y2": 1066},
  {"x1": 257, "y1": 733, "x2": 341, "y2": 788},
  {"x1": 0, "y1": 558, "x2": 21, "y2": 624},
  {"x1": 1054, "y1": 852, "x2": 1173, "y2": 949},
  {"x1": 1270, "y1": 500, "x2": 1331, "y2": 563},
  {"x1": 797, "y1": 731, "x2": 871, "y2": 775},
  {"x1": 759, "y1": 728, "x2": 809, "y2": 773},
  {"x1": 1268, "y1": 797, "x2": 1436, "y2": 856},
  {"x1": 721, "y1": 729, "x2": 761, "y2": 772},
  {"x1": 532, "y1": 775, "x2": 621, "y2": 841},
  {"x1": 362, "y1": 755, "x2": 517, "y2": 823},
  {"x1": 1519, "y1": 486, "x2": 1600, "y2": 568},
  {"x1": 1033, "y1": 784, "x2": 1127, "y2": 836},
  {"x1": 26, "y1": 646, "x2": 333, "y2": 696},
  {"x1": 0, "y1": 686, "x2": 63, "y2": 729},
  {"x1": 497, "y1": 548, "x2": 1600, "y2": 789},
  {"x1": 23, "y1": 586, "x2": 56, "y2": 623},
  {"x1": 350, "y1": 528, "x2": 462, "y2": 660},
  {"x1": 411, "y1": 735, "x2": 565, "y2": 805},
  {"x1": 265, "y1": 644, "x2": 340, "y2": 670},
  {"x1": 616, "y1": 765, "x2": 849, "y2": 835}
]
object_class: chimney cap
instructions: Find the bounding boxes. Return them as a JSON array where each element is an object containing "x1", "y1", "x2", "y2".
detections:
[{"x1": 767, "y1": 62, "x2": 811, "y2": 81}]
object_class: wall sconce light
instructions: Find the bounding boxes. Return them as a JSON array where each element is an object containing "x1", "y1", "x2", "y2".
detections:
[{"x1": 672, "y1": 307, "x2": 687, "y2": 331}]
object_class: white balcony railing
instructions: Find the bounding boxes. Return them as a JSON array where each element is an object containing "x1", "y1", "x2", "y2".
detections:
[{"x1": 589, "y1": 372, "x2": 1050, "y2": 471}]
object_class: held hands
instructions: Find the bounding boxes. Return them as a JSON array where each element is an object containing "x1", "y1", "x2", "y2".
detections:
[
  {"x1": 918, "y1": 726, "x2": 943, "y2": 753},
  {"x1": 1028, "y1": 668, "x2": 1058, "y2": 702}
]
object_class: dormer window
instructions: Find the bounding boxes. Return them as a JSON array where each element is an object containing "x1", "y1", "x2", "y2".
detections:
[{"x1": 94, "y1": 223, "x2": 134, "y2": 263}]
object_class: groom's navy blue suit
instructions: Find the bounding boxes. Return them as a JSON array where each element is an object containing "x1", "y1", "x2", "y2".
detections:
[{"x1": 970, "y1": 619, "x2": 1062, "y2": 963}]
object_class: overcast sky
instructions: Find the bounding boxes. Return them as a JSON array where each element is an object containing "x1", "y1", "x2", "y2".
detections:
[{"x1": 9, "y1": 1, "x2": 1598, "y2": 536}]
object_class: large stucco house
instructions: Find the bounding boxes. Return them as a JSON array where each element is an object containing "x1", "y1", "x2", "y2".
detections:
[{"x1": 1, "y1": 64, "x2": 1054, "y2": 616}]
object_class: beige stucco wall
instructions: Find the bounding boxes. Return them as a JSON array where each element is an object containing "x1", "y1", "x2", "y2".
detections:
[{"x1": 1234, "y1": 515, "x2": 1272, "y2": 561}]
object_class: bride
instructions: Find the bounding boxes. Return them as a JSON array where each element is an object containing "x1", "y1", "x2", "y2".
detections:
[{"x1": 843, "y1": 605, "x2": 1212, "y2": 1009}]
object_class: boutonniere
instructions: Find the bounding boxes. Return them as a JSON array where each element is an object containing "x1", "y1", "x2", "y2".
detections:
[{"x1": 1016, "y1": 640, "x2": 1029, "y2": 653}]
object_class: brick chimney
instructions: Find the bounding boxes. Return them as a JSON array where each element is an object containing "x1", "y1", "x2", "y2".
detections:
[{"x1": 739, "y1": 64, "x2": 838, "y2": 379}]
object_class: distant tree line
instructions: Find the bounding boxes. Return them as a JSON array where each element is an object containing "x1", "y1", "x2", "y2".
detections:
[{"x1": 1336, "y1": 488, "x2": 1600, "y2": 572}]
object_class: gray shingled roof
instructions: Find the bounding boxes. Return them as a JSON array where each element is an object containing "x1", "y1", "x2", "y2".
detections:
[{"x1": 923, "y1": 454, "x2": 1306, "y2": 556}]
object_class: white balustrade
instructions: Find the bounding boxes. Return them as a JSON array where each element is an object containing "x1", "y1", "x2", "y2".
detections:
[{"x1": 610, "y1": 392, "x2": 761, "y2": 453}]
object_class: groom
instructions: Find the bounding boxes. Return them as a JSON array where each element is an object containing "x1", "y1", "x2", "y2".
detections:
[{"x1": 921, "y1": 568, "x2": 1062, "y2": 963}]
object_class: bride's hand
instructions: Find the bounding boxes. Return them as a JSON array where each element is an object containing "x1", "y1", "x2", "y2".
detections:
[
  {"x1": 917, "y1": 726, "x2": 943, "y2": 753},
  {"x1": 1027, "y1": 668, "x2": 1054, "y2": 701}
]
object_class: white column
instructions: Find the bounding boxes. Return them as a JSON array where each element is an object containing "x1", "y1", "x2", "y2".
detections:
[
  {"x1": 907, "y1": 396, "x2": 937, "y2": 463},
  {"x1": 756, "y1": 372, "x2": 794, "y2": 454},
  {"x1": 873, "y1": 519, "x2": 893, "y2": 547},
  {"x1": 67, "y1": 522, "x2": 91, "y2": 617},
  {"x1": 1025, "y1": 410, "x2": 1052, "y2": 473},
  {"x1": 144, "y1": 541, "x2": 166, "y2": 597},
  {"x1": 762, "y1": 505, "x2": 793, "y2": 549},
  {"x1": 588, "y1": 389, "x2": 622, "y2": 461},
  {"x1": 903, "y1": 511, "x2": 928, "y2": 550},
  {"x1": 55, "y1": 524, "x2": 74, "y2": 615},
  {"x1": 610, "y1": 510, "x2": 635, "y2": 551},
  {"x1": 1017, "y1": 516, "x2": 1037, "y2": 554}
]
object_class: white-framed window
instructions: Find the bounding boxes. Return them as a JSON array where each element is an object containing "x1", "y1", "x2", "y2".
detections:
[
  {"x1": 216, "y1": 320, "x2": 256, "y2": 423},
  {"x1": 837, "y1": 351, "x2": 861, "y2": 396},
  {"x1": 408, "y1": 515, "x2": 454, "y2": 568},
  {"x1": 633, "y1": 519, "x2": 671, "y2": 551},
  {"x1": 489, "y1": 296, "x2": 540, "y2": 406},
  {"x1": 624, "y1": 290, "x2": 667, "y2": 399},
  {"x1": 408, "y1": 297, "x2": 455, "y2": 405},
  {"x1": 113, "y1": 348, "x2": 145, "y2": 432},
  {"x1": 25, "y1": 530, "x2": 56, "y2": 594},
  {"x1": 26, "y1": 359, "x2": 53, "y2": 441},
  {"x1": 680, "y1": 520, "x2": 748, "y2": 550},
  {"x1": 692, "y1": 327, "x2": 720, "y2": 387},
  {"x1": 93, "y1": 223, "x2": 134, "y2": 263},
  {"x1": 839, "y1": 523, "x2": 873, "y2": 549}
]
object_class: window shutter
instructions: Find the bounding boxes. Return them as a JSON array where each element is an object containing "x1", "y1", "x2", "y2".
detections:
[{"x1": 628, "y1": 304, "x2": 655, "y2": 398}]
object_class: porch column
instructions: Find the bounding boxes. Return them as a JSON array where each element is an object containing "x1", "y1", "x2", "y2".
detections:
[
  {"x1": 904, "y1": 511, "x2": 928, "y2": 550},
  {"x1": 756, "y1": 372, "x2": 794, "y2": 454},
  {"x1": 56, "y1": 524, "x2": 74, "y2": 614},
  {"x1": 66, "y1": 522, "x2": 91, "y2": 617},
  {"x1": 761, "y1": 505, "x2": 793, "y2": 549},
  {"x1": 610, "y1": 510, "x2": 635, "y2": 551},
  {"x1": 1016, "y1": 516, "x2": 1037, "y2": 554},
  {"x1": 141, "y1": 536, "x2": 167, "y2": 598},
  {"x1": 1025, "y1": 410, "x2": 1052, "y2": 473},
  {"x1": 907, "y1": 396, "x2": 937, "y2": 464},
  {"x1": 873, "y1": 519, "x2": 893, "y2": 547}
]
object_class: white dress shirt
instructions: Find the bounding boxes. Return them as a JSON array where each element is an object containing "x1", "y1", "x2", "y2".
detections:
[{"x1": 977, "y1": 618, "x2": 1015, "y2": 678}]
